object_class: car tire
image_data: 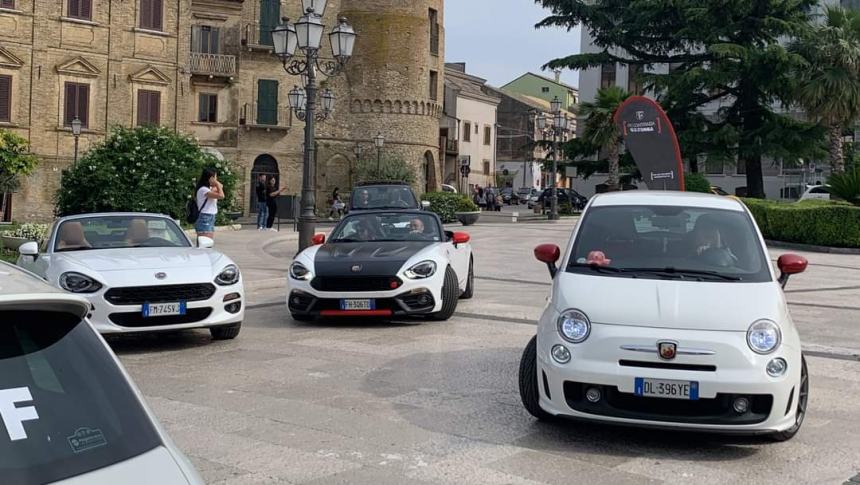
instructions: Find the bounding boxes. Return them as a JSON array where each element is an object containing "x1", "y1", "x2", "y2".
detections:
[
  {"x1": 210, "y1": 323, "x2": 241, "y2": 340},
  {"x1": 769, "y1": 354, "x2": 809, "y2": 442},
  {"x1": 291, "y1": 313, "x2": 315, "y2": 322},
  {"x1": 429, "y1": 266, "x2": 459, "y2": 321},
  {"x1": 519, "y1": 336, "x2": 552, "y2": 421},
  {"x1": 460, "y1": 257, "x2": 474, "y2": 299}
]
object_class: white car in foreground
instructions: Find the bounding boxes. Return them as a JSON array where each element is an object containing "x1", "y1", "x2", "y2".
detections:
[
  {"x1": 16, "y1": 213, "x2": 244, "y2": 339},
  {"x1": 519, "y1": 191, "x2": 810, "y2": 440},
  {"x1": 0, "y1": 262, "x2": 203, "y2": 484},
  {"x1": 288, "y1": 210, "x2": 473, "y2": 321}
]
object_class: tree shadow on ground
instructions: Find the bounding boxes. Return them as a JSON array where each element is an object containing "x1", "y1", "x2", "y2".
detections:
[{"x1": 106, "y1": 329, "x2": 216, "y2": 355}]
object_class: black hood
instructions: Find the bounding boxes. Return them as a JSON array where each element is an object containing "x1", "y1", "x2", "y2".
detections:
[{"x1": 314, "y1": 241, "x2": 433, "y2": 277}]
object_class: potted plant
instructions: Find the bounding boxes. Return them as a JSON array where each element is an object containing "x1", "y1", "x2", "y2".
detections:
[
  {"x1": 454, "y1": 197, "x2": 480, "y2": 226},
  {"x1": 1, "y1": 223, "x2": 48, "y2": 251}
]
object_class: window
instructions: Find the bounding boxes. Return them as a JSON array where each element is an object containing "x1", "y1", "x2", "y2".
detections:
[
  {"x1": 627, "y1": 64, "x2": 643, "y2": 95},
  {"x1": 192, "y1": 25, "x2": 219, "y2": 54},
  {"x1": 259, "y1": 0, "x2": 279, "y2": 46},
  {"x1": 483, "y1": 160, "x2": 490, "y2": 174},
  {"x1": 198, "y1": 93, "x2": 217, "y2": 123},
  {"x1": 136, "y1": 90, "x2": 160, "y2": 126},
  {"x1": 600, "y1": 63, "x2": 616, "y2": 89},
  {"x1": 484, "y1": 125, "x2": 492, "y2": 146},
  {"x1": 256, "y1": 79, "x2": 278, "y2": 125},
  {"x1": 475, "y1": 123, "x2": 478, "y2": 134},
  {"x1": 705, "y1": 157, "x2": 724, "y2": 175},
  {"x1": 429, "y1": 70, "x2": 438, "y2": 101},
  {"x1": 463, "y1": 122, "x2": 471, "y2": 142},
  {"x1": 63, "y1": 82, "x2": 89, "y2": 128},
  {"x1": 429, "y1": 8, "x2": 439, "y2": 55},
  {"x1": 139, "y1": 0, "x2": 163, "y2": 31},
  {"x1": 0, "y1": 0, "x2": 14, "y2": 8},
  {"x1": 736, "y1": 160, "x2": 746, "y2": 175},
  {"x1": 67, "y1": 0, "x2": 92, "y2": 20},
  {"x1": 0, "y1": 75, "x2": 10, "y2": 123},
  {"x1": 541, "y1": 86, "x2": 550, "y2": 93}
]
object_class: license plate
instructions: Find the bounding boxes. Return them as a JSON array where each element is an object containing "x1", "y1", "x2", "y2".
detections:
[
  {"x1": 634, "y1": 377, "x2": 699, "y2": 400},
  {"x1": 142, "y1": 301, "x2": 187, "y2": 317},
  {"x1": 339, "y1": 299, "x2": 375, "y2": 311}
]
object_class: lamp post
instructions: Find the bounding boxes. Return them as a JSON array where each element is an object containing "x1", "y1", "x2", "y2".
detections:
[
  {"x1": 374, "y1": 132, "x2": 385, "y2": 174},
  {"x1": 271, "y1": 2, "x2": 356, "y2": 250},
  {"x1": 351, "y1": 143, "x2": 363, "y2": 187},
  {"x1": 534, "y1": 97, "x2": 570, "y2": 221},
  {"x1": 71, "y1": 117, "x2": 82, "y2": 163}
]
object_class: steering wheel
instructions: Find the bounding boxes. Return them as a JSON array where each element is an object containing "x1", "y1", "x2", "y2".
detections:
[
  {"x1": 699, "y1": 247, "x2": 735, "y2": 268},
  {"x1": 137, "y1": 237, "x2": 173, "y2": 247}
]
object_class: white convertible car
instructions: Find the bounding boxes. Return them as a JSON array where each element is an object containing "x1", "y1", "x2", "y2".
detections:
[
  {"x1": 288, "y1": 210, "x2": 473, "y2": 321},
  {"x1": 520, "y1": 191, "x2": 809, "y2": 441},
  {"x1": 15, "y1": 213, "x2": 244, "y2": 339}
]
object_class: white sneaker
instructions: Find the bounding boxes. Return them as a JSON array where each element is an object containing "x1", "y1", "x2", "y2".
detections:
[{"x1": 269, "y1": 228, "x2": 277, "y2": 232}]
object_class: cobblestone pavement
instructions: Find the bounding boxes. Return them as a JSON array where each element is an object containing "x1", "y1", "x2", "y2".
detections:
[{"x1": 111, "y1": 221, "x2": 860, "y2": 484}]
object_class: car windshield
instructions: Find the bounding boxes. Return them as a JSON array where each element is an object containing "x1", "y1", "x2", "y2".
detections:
[
  {"x1": 330, "y1": 213, "x2": 442, "y2": 243},
  {"x1": 566, "y1": 205, "x2": 771, "y2": 282},
  {"x1": 54, "y1": 216, "x2": 190, "y2": 252},
  {"x1": 0, "y1": 310, "x2": 162, "y2": 485},
  {"x1": 350, "y1": 186, "x2": 418, "y2": 210}
]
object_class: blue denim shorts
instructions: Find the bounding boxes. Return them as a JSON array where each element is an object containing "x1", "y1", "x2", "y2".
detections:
[{"x1": 195, "y1": 213, "x2": 216, "y2": 233}]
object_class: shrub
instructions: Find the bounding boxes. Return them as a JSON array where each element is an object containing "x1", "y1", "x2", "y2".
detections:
[
  {"x1": 826, "y1": 169, "x2": 860, "y2": 205},
  {"x1": 742, "y1": 198, "x2": 860, "y2": 248},
  {"x1": 684, "y1": 172, "x2": 711, "y2": 193},
  {"x1": 1, "y1": 223, "x2": 49, "y2": 245},
  {"x1": 421, "y1": 191, "x2": 477, "y2": 223},
  {"x1": 55, "y1": 126, "x2": 238, "y2": 224},
  {"x1": 354, "y1": 156, "x2": 416, "y2": 185}
]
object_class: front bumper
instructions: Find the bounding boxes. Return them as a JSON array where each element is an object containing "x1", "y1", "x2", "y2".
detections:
[
  {"x1": 287, "y1": 274, "x2": 444, "y2": 317},
  {"x1": 79, "y1": 280, "x2": 245, "y2": 334},
  {"x1": 535, "y1": 318, "x2": 802, "y2": 433}
]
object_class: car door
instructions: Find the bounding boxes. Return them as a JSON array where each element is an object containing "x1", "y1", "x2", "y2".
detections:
[{"x1": 445, "y1": 231, "x2": 471, "y2": 289}]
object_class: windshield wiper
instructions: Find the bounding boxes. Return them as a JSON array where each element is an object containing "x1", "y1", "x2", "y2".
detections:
[
  {"x1": 569, "y1": 263, "x2": 625, "y2": 274},
  {"x1": 331, "y1": 238, "x2": 362, "y2": 243},
  {"x1": 623, "y1": 267, "x2": 742, "y2": 281},
  {"x1": 56, "y1": 246, "x2": 95, "y2": 252}
]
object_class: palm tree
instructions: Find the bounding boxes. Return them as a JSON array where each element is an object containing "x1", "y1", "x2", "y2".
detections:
[
  {"x1": 577, "y1": 86, "x2": 630, "y2": 189},
  {"x1": 792, "y1": 7, "x2": 860, "y2": 173}
]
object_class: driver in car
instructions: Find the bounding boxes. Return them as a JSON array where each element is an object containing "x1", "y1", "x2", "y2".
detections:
[
  {"x1": 126, "y1": 219, "x2": 149, "y2": 246},
  {"x1": 56, "y1": 222, "x2": 91, "y2": 251},
  {"x1": 692, "y1": 217, "x2": 738, "y2": 265},
  {"x1": 409, "y1": 218, "x2": 425, "y2": 234}
]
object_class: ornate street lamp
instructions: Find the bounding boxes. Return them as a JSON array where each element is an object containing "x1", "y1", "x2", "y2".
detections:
[
  {"x1": 374, "y1": 132, "x2": 385, "y2": 173},
  {"x1": 351, "y1": 143, "x2": 363, "y2": 187},
  {"x1": 71, "y1": 117, "x2": 82, "y2": 163},
  {"x1": 271, "y1": 11, "x2": 356, "y2": 250}
]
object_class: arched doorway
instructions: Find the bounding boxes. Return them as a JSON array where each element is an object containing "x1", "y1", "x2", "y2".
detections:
[
  {"x1": 423, "y1": 151, "x2": 437, "y2": 193},
  {"x1": 250, "y1": 154, "x2": 279, "y2": 213}
]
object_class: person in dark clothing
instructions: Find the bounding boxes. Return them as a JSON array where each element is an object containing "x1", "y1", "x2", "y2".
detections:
[
  {"x1": 265, "y1": 177, "x2": 286, "y2": 231},
  {"x1": 255, "y1": 174, "x2": 268, "y2": 230}
]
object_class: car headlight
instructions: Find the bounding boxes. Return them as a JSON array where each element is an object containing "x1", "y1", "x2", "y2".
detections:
[
  {"x1": 747, "y1": 319, "x2": 781, "y2": 354},
  {"x1": 289, "y1": 262, "x2": 313, "y2": 281},
  {"x1": 557, "y1": 309, "x2": 591, "y2": 344},
  {"x1": 59, "y1": 272, "x2": 102, "y2": 293},
  {"x1": 215, "y1": 264, "x2": 240, "y2": 286},
  {"x1": 404, "y1": 260, "x2": 437, "y2": 279}
]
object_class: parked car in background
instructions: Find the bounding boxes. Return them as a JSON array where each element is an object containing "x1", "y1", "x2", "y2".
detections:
[
  {"x1": 521, "y1": 191, "x2": 810, "y2": 441},
  {"x1": 349, "y1": 182, "x2": 428, "y2": 211},
  {"x1": 500, "y1": 187, "x2": 515, "y2": 205},
  {"x1": 16, "y1": 213, "x2": 244, "y2": 339},
  {"x1": 517, "y1": 188, "x2": 536, "y2": 206},
  {"x1": 0, "y1": 261, "x2": 204, "y2": 484},
  {"x1": 441, "y1": 184, "x2": 458, "y2": 193},
  {"x1": 536, "y1": 188, "x2": 589, "y2": 211},
  {"x1": 798, "y1": 184, "x2": 830, "y2": 202}
]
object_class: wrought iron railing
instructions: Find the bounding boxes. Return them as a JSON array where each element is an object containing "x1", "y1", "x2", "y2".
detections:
[
  {"x1": 189, "y1": 53, "x2": 237, "y2": 77},
  {"x1": 240, "y1": 103, "x2": 291, "y2": 129}
]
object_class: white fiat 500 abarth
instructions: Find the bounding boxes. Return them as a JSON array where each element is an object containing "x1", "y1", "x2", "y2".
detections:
[{"x1": 519, "y1": 191, "x2": 809, "y2": 441}]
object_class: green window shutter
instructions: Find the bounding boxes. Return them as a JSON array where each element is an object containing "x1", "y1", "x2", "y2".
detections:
[
  {"x1": 256, "y1": 80, "x2": 278, "y2": 125},
  {"x1": 259, "y1": 0, "x2": 279, "y2": 46}
]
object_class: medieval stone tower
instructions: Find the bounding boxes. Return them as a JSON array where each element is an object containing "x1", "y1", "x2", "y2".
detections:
[{"x1": 316, "y1": 0, "x2": 445, "y2": 196}]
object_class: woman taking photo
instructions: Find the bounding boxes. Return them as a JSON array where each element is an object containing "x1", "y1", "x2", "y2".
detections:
[
  {"x1": 265, "y1": 176, "x2": 287, "y2": 231},
  {"x1": 194, "y1": 168, "x2": 224, "y2": 240}
]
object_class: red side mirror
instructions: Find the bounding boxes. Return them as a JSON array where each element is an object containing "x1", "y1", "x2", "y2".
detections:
[
  {"x1": 534, "y1": 244, "x2": 561, "y2": 264},
  {"x1": 777, "y1": 253, "x2": 807, "y2": 288},
  {"x1": 452, "y1": 232, "x2": 470, "y2": 245},
  {"x1": 312, "y1": 234, "x2": 326, "y2": 245}
]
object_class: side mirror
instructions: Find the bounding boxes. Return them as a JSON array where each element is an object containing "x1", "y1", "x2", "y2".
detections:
[
  {"x1": 312, "y1": 233, "x2": 326, "y2": 245},
  {"x1": 197, "y1": 236, "x2": 214, "y2": 249},
  {"x1": 18, "y1": 241, "x2": 39, "y2": 258},
  {"x1": 452, "y1": 232, "x2": 470, "y2": 246},
  {"x1": 777, "y1": 253, "x2": 807, "y2": 288},
  {"x1": 421, "y1": 200, "x2": 431, "y2": 209},
  {"x1": 534, "y1": 244, "x2": 561, "y2": 278}
]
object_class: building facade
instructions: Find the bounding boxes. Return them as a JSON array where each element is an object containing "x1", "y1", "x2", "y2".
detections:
[
  {"x1": 0, "y1": 0, "x2": 444, "y2": 221},
  {"x1": 439, "y1": 63, "x2": 499, "y2": 192},
  {"x1": 501, "y1": 71, "x2": 578, "y2": 112}
]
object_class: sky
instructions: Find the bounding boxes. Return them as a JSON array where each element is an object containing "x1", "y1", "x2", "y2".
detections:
[{"x1": 444, "y1": 0, "x2": 581, "y2": 89}]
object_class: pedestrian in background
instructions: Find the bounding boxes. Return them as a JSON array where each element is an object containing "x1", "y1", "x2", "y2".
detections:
[
  {"x1": 329, "y1": 187, "x2": 344, "y2": 220},
  {"x1": 194, "y1": 167, "x2": 224, "y2": 240},
  {"x1": 255, "y1": 173, "x2": 268, "y2": 230},
  {"x1": 265, "y1": 176, "x2": 286, "y2": 231},
  {"x1": 475, "y1": 187, "x2": 487, "y2": 211}
]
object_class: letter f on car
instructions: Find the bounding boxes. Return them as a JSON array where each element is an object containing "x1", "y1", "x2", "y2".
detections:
[{"x1": 0, "y1": 387, "x2": 39, "y2": 441}]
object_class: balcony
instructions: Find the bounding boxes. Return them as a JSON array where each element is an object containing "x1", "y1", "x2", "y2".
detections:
[
  {"x1": 445, "y1": 138, "x2": 458, "y2": 154},
  {"x1": 189, "y1": 53, "x2": 237, "y2": 79},
  {"x1": 240, "y1": 103, "x2": 291, "y2": 131},
  {"x1": 242, "y1": 22, "x2": 274, "y2": 51}
]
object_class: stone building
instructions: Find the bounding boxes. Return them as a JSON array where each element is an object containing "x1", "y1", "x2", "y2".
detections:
[{"x1": 0, "y1": 0, "x2": 444, "y2": 221}]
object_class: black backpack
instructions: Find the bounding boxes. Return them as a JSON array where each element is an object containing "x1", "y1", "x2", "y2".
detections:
[{"x1": 185, "y1": 191, "x2": 209, "y2": 224}]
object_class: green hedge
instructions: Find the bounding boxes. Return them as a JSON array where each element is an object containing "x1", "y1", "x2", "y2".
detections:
[
  {"x1": 684, "y1": 172, "x2": 711, "y2": 193},
  {"x1": 421, "y1": 192, "x2": 478, "y2": 223},
  {"x1": 742, "y1": 198, "x2": 860, "y2": 248}
]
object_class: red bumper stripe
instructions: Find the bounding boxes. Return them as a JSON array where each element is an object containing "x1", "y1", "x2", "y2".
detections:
[{"x1": 319, "y1": 309, "x2": 393, "y2": 317}]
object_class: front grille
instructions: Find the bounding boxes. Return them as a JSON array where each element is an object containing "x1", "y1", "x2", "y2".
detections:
[
  {"x1": 563, "y1": 381, "x2": 772, "y2": 425},
  {"x1": 105, "y1": 283, "x2": 216, "y2": 305},
  {"x1": 311, "y1": 276, "x2": 402, "y2": 292},
  {"x1": 109, "y1": 308, "x2": 213, "y2": 327},
  {"x1": 619, "y1": 360, "x2": 717, "y2": 372}
]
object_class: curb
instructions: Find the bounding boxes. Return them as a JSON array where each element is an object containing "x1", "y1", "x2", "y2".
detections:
[{"x1": 765, "y1": 239, "x2": 860, "y2": 255}]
